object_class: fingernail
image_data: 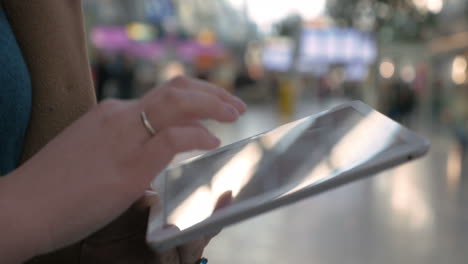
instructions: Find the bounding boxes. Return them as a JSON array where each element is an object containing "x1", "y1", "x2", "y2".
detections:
[
  {"x1": 234, "y1": 96, "x2": 246, "y2": 105},
  {"x1": 225, "y1": 104, "x2": 239, "y2": 117},
  {"x1": 145, "y1": 190, "x2": 159, "y2": 196},
  {"x1": 211, "y1": 136, "x2": 221, "y2": 145},
  {"x1": 234, "y1": 97, "x2": 247, "y2": 112}
]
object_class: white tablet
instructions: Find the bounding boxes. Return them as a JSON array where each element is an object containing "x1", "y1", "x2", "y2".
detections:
[{"x1": 146, "y1": 101, "x2": 429, "y2": 251}]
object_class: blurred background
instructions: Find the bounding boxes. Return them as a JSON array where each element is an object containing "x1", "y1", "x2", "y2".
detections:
[{"x1": 83, "y1": 0, "x2": 468, "y2": 263}]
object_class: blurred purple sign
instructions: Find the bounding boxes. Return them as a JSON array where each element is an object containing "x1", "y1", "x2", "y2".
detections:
[
  {"x1": 262, "y1": 38, "x2": 293, "y2": 71},
  {"x1": 177, "y1": 41, "x2": 225, "y2": 61},
  {"x1": 91, "y1": 27, "x2": 225, "y2": 61},
  {"x1": 300, "y1": 28, "x2": 376, "y2": 65},
  {"x1": 91, "y1": 27, "x2": 163, "y2": 59}
]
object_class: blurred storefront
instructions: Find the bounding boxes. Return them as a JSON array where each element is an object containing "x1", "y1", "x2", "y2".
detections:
[{"x1": 82, "y1": 0, "x2": 467, "y2": 125}]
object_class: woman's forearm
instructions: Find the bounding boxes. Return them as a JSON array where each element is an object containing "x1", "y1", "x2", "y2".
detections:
[{"x1": 0, "y1": 170, "x2": 45, "y2": 263}]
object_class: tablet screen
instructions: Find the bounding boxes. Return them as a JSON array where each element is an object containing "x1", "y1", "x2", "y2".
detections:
[{"x1": 158, "y1": 105, "x2": 406, "y2": 231}]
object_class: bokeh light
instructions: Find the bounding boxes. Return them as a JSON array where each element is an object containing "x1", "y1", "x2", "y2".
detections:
[
  {"x1": 452, "y1": 55, "x2": 467, "y2": 85},
  {"x1": 380, "y1": 59, "x2": 395, "y2": 79},
  {"x1": 401, "y1": 64, "x2": 416, "y2": 83},
  {"x1": 238, "y1": 0, "x2": 326, "y2": 30},
  {"x1": 427, "y1": 0, "x2": 444, "y2": 14}
]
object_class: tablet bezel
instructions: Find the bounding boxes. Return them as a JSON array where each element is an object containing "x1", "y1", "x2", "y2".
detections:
[{"x1": 146, "y1": 101, "x2": 430, "y2": 251}]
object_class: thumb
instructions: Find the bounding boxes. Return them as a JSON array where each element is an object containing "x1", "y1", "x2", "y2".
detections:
[{"x1": 132, "y1": 190, "x2": 161, "y2": 211}]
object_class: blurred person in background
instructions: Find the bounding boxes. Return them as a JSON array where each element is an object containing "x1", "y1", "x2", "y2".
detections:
[
  {"x1": 116, "y1": 53, "x2": 136, "y2": 100},
  {"x1": 385, "y1": 80, "x2": 416, "y2": 124},
  {"x1": 443, "y1": 85, "x2": 468, "y2": 157},
  {"x1": 92, "y1": 49, "x2": 111, "y2": 102},
  {"x1": 0, "y1": 1, "x2": 245, "y2": 263},
  {"x1": 431, "y1": 78, "x2": 444, "y2": 126}
]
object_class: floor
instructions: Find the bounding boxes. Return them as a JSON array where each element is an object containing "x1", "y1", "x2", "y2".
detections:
[{"x1": 193, "y1": 97, "x2": 468, "y2": 264}]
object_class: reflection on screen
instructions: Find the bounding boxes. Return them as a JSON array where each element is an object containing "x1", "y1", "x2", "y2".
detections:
[{"x1": 162, "y1": 106, "x2": 404, "y2": 230}]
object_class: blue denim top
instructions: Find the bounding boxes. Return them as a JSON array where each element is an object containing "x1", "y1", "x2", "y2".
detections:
[{"x1": 0, "y1": 7, "x2": 32, "y2": 176}]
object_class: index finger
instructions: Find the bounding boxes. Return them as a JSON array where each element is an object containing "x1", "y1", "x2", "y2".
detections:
[{"x1": 168, "y1": 76, "x2": 247, "y2": 114}]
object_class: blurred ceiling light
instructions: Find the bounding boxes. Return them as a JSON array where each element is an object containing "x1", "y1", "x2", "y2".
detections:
[
  {"x1": 379, "y1": 59, "x2": 395, "y2": 79},
  {"x1": 241, "y1": 0, "x2": 326, "y2": 30},
  {"x1": 452, "y1": 55, "x2": 467, "y2": 85},
  {"x1": 227, "y1": 0, "x2": 245, "y2": 9},
  {"x1": 400, "y1": 64, "x2": 416, "y2": 83},
  {"x1": 413, "y1": 0, "x2": 443, "y2": 13},
  {"x1": 427, "y1": 0, "x2": 444, "y2": 13}
]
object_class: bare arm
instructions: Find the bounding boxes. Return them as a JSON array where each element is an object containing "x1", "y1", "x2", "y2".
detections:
[{"x1": 0, "y1": 170, "x2": 44, "y2": 263}]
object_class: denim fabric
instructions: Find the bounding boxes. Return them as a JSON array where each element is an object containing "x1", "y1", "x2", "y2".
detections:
[{"x1": 0, "y1": 7, "x2": 32, "y2": 175}]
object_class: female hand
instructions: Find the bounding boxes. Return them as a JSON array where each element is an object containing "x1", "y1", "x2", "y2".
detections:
[
  {"x1": 151, "y1": 190, "x2": 233, "y2": 264},
  {"x1": 0, "y1": 76, "x2": 246, "y2": 262}
]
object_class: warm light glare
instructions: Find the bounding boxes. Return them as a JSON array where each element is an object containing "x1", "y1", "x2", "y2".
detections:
[
  {"x1": 447, "y1": 145, "x2": 462, "y2": 193},
  {"x1": 452, "y1": 73, "x2": 467, "y2": 85},
  {"x1": 211, "y1": 144, "x2": 262, "y2": 197},
  {"x1": 413, "y1": 0, "x2": 443, "y2": 13},
  {"x1": 401, "y1": 64, "x2": 416, "y2": 83},
  {"x1": 169, "y1": 144, "x2": 263, "y2": 230},
  {"x1": 413, "y1": 0, "x2": 427, "y2": 9},
  {"x1": 380, "y1": 59, "x2": 395, "y2": 79},
  {"x1": 427, "y1": 0, "x2": 444, "y2": 13},
  {"x1": 169, "y1": 187, "x2": 214, "y2": 230},
  {"x1": 453, "y1": 56, "x2": 467, "y2": 70},
  {"x1": 452, "y1": 55, "x2": 467, "y2": 85}
]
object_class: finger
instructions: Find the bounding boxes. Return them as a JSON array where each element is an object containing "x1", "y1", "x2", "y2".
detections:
[
  {"x1": 153, "y1": 225, "x2": 182, "y2": 264},
  {"x1": 174, "y1": 78, "x2": 247, "y2": 114},
  {"x1": 143, "y1": 89, "x2": 240, "y2": 131},
  {"x1": 138, "y1": 126, "x2": 221, "y2": 179},
  {"x1": 153, "y1": 125, "x2": 221, "y2": 154},
  {"x1": 177, "y1": 238, "x2": 206, "y2": 264},
  {"x1": 213, "y1": 190, "x2": 233, "y2": 211},
  {"x1": 154, "y1": 249, "x2": 180, "y2": 264},
  {"x1": 132, "y1": 190, "x2": 160, "y2": 211},
  {"x1": 155, "y1": 246, "x2": 180, "y2": 264},
  {"x1": 173, "y1": 192, "x2": 234, "y2": 264},
  {"x1": 204, "y1": 191, "x2": 234, "y2": 243}
]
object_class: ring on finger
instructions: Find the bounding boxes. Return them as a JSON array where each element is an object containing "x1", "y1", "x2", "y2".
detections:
[{"x1": 140, "y1": 111, "x2": 157, "y2": 136}]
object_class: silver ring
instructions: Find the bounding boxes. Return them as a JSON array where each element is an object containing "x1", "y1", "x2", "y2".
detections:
[
  {"x1": 140, "y1": 111, "x2": 156, "y2": 136},
  {"x1": 196, "y1": 258, "x2": 208, "y2": 264}
]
